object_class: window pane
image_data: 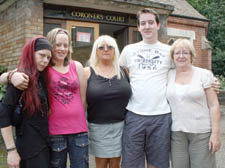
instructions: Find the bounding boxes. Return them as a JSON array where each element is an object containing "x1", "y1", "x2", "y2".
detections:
[
  {"x1": 44, "y1": 23, "x2": 61, "y2": 36},
  {"x1": 71, "y1": 27, "x2": 94, "y2": 48},
  {"x1": 133, "y1": 31, "x2": 142, "y2": 43}
]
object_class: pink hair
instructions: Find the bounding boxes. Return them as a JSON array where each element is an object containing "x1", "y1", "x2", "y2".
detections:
[{"x1": 17, "y1": 36, "x2": 48, "y2": 115}]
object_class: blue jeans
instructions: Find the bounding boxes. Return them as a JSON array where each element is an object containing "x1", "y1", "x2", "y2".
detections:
[{"x1": 49, "y1": 132, "x2": 88, "y2": 168}]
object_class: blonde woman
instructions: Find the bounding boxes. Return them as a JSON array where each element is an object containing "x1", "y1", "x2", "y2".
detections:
[
  {"x1": 46, "y1": 28, "x2": 88, "y2": 168},
  {"x1": 84, "y1": 35, "x2": 131, "y2": 168}
]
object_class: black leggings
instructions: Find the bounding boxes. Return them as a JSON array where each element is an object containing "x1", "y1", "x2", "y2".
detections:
[{"x1": 20, "y1": 147, "x2": 50, "y2": 168}]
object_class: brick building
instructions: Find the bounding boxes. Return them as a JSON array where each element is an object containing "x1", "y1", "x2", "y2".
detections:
[
  {"x1": 0, "y1": 0, "x2": 211, "y2": 70},
  {"x1": 0, "y1": 0, "x2": 213, "y2": 167}
]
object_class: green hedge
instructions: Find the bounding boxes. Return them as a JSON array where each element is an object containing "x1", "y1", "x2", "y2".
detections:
[
  {"x1": 0, "y1": 65, "x2": 7, "y2": 167},
  {"x1": 0, "y1": 65, "x2": 7, "y2": 100},
  {"x1": 217, "y1": 75, "x2": 225, "y2": 91}
]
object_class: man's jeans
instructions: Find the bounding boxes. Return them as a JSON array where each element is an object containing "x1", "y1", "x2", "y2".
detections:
[{"x1": 49, "y1": 132, "x2": 88, "y2": 168}]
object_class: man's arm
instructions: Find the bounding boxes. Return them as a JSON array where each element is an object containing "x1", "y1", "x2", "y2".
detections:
[
  {"x1": 119, "y1": 46, "x2": 128, "y2": 67},
  {"x1": 212, "y1": 77, "x2": 221, "y2": 94}
]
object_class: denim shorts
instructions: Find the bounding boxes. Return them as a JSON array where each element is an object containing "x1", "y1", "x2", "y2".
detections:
[
  {"x1": 121, "y1": 111, "x2": 171, "y2": 168},
  {"x1": 49, "y1": 132, "x2": 88, "y2": 168}
]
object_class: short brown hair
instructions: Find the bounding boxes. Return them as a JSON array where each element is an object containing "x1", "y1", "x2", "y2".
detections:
[{"x1": 137, "y1": 8, "x2": 160, "y2": 26}]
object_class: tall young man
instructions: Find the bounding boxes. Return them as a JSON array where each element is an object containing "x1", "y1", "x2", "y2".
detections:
[{"x1": 120, "y1": 8, "x2": 172, "y2": 168}]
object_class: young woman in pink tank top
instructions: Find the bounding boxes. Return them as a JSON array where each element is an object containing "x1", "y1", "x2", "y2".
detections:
[
  {"x1": 46, "y1": 28, "x2": 88, "y2": 168},
  {"x1": 4, "y1": 28, "x2": 88, "y2": 168}
]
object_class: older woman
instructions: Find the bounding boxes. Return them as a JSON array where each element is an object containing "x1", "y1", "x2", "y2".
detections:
[
  {"x1": 84, "y1": 35, "x2": 131, "y2": 168},
  {"x1": 167, "y1": 39, "x2": 221, "y2": 168}
]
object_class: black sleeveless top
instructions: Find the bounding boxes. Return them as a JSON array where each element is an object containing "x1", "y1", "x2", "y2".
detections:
[{"x1": 86, "y1": 67, "x2": 132, "y2": 124}]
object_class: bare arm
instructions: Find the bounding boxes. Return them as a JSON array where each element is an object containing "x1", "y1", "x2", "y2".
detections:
[
  {"x1": 205, "y1": 87, "x2": 221, "y2": 154},
  {"x1": 0, "y1": 70, "x2": 29, "y2": 90},
  {"x1": 84, "y1": 67, "x2": 91, "y2": 81},
  {"x1": 1, "y1": 126, "x2": 21, "y2": 168},
  {"x1": 75, "y1": 61, "x2": 87, "y2": 109},
  {"x1": 83, "y1": 67, "x2": 91, "y2": 110},
  {"x1": 0, "y1": 72, "x2": 10, "y2": 85}
]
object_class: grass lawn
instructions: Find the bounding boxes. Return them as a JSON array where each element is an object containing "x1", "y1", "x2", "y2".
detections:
[{"x1": 0, "y1": 141, "x2": 7, "y2": 168}]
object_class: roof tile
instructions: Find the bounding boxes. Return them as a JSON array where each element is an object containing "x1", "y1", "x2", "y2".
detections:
[{"x1": 149, "y1": 0, "x2": 207, "y2": 20}]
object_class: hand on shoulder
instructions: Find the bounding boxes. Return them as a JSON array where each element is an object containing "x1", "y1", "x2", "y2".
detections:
[
  {"x1": 11, "y1": 72, "x2": 29, "y2": 91},
  {"x1": 212, "y1": 77, "x2": 221, "y2": 94}
]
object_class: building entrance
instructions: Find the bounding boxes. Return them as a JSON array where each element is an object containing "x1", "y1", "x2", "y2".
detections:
[
  {"x1": 99, "y1": 23, "x2": 127, "y2": 53},
  {"x1": 67, "y1": 21, "x2": 129, "y2": 66}
]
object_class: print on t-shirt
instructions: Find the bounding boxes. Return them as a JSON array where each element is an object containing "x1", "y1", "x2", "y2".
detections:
[
  {"x1": 51, "y1": 76, "x2": 77, "y2": 104},
  {"x1": 134, "y1": 49, "x2": 166, "y2": 70}
]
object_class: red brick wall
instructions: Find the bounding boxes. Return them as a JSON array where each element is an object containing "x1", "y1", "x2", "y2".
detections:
[
  {"x1": 0, "y1": 1, "x2": 210, "y2": 71},
  {"x1": 168, "y1": 16, "x2": 211, "y2": 69},
  {"x1": 0, "y1": 0, "x2": 43, "y2": 71}
]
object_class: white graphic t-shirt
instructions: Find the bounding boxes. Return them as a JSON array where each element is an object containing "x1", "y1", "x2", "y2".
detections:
[{"x1": 120, "y1": 41, "x2": 172, "y2": 115}]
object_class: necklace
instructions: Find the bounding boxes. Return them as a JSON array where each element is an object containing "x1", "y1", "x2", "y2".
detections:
[
  {"x1": 96, "y1": 65, "x2": 114, "y2": 86},
  {"x1": 96, "y1": 66, "x2": 114, "y2": 78}
]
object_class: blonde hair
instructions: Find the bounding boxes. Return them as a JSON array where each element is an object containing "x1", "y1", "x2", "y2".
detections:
[
  {"x1": 89, "y1": 35, "x2": 121, "y2": 79},
  {"x1": 170, "y1": 39, "x2": 196, "y2": 64},
  {"x1": 47, "y1": 28, "x2": 72, "y2": 66}
]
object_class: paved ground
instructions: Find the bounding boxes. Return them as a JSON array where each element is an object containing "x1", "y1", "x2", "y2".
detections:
[
  {"x1": 1, "y1": 106, "x2": 225, "y2": 168},
  {"x1": 89, "y1": 105, "x2": 225, "y2": 168},
  {"x1": 215, "y1": 105, "x2": 225, "y2": 168}
]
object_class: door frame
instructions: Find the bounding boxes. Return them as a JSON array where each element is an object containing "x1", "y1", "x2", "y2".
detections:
[
  {"x1": 128, "y1": 27, "x2": 143, "y2": 44},
  {"x1": 66, "y1": 21, "x2": 99, "y2": 42}
]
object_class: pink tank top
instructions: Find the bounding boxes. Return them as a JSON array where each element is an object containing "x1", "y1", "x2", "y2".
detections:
[{"x1": 47, "y1": 61, "x2": 88, "y2": 135}]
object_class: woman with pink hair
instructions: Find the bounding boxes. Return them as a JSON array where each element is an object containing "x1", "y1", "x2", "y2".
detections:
[{"x1": 0, "y1": 36, "x2": 52, "y2": 168}]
